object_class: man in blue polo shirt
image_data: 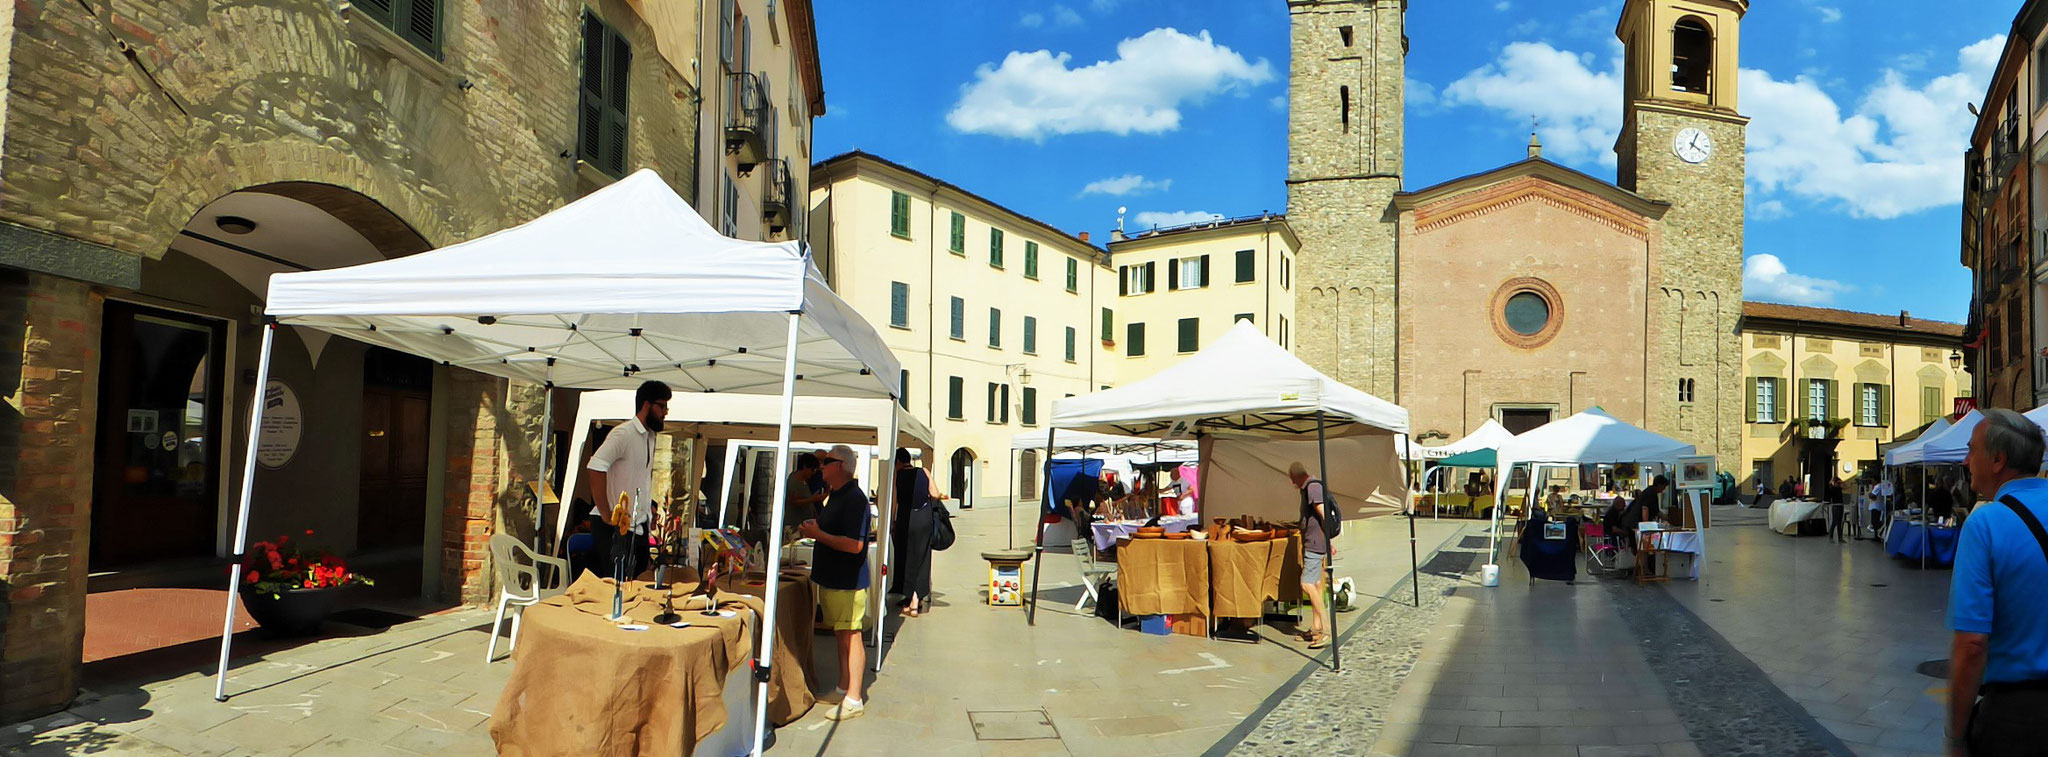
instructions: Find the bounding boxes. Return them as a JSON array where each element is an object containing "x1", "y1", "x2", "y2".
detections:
[{"x1": 1948, "y1": 408, "x2": 2048, "y2": 756}]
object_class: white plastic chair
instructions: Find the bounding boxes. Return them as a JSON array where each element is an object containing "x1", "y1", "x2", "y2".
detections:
[
  {"x1": 486, "y1": 533, "x2": 569, "y2": 663},
  {"x1": 1071, "y1": 538, "x2": 1118, "y2": 615}
]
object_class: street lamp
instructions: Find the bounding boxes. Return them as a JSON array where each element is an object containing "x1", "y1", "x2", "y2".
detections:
[{"x1": 1950, "y1": 350, "x2": 1962, "y2": 370}]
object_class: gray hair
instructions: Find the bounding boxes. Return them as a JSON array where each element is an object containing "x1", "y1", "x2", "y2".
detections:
[
  {"x1": 827, "y1": 444, "x2": 858, "y2": 469},
  {"x1": 1976, "y1": 408, "x2": 2045, "y2": 474}
]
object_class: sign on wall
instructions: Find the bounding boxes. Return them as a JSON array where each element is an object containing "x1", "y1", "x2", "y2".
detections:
[{"x1": 257, "y1": 379, "x2": 303, "y2": 470}]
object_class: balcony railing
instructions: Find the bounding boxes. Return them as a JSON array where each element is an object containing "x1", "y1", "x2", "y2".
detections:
[
  {"x1": 1994, "y1": 108, "x2": 2024, "y2": 174},
  {"x1": 762, "y1": 157, "x2": 791, "y2": 234},
  {"x1": 724, "y1": 71, "x2": 767, "y2": 170}
]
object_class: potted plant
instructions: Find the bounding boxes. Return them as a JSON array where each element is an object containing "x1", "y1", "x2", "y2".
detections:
[{"x1": 240, "y1": 531, "x2": 373, "y2": 636}]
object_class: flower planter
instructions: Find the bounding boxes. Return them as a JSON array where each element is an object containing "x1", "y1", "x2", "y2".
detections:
[{"x1": 240, "y1": 585, "x2": 344, "y2": 637}]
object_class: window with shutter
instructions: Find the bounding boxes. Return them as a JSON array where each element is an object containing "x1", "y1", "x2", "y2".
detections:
[
  {"x1": 1282, "y1": 257, "x2": 1291, "y2": 289},
  {"x1": 1746, "y1": 378, "x2": 1758, "y2": 423},
  {"x1": 1065, "y1": 326, "x2": 1076, "y2": 362},
  {"x1": 1859, "y1": 383, "x2": 1881, "y2": 426},
  {"x1": 1143, "y1": 261, "x2": 1156, "y2": 293},
  {"x1": 1168, "y1": 257, "x2": 1181, "y2": 290},
  {"x1": 1235, "y1": 249, "x2": 1255, "y2": 283},
  {"x1": 989, "y1": 308, "x2": 1001, "y2": 348},
  {"x1": 1023, "y1": 316, "x2": 1037, "y2": 354},
  {"x1": 889, "y1": 282, "x2": 908, "y2": 328},
  {"x1": 1279, "y1": 315, "x2": 1289, "y2": 348},
  {"x1": 576, "y1": 13, "x2": 630, "y2": 177},
  {"x1": 719, "y1": 0, "x2": 735, "y2": 67},
  {"x1": 1022, "y1": 387, "x2": 1038, "y2": 426},
  {"x1": 1101, "y1": 308, "x2": 1113, "y2": 343},
  {"x1": 1199, "y1": 255, "x2": 1211, "y2": 287},
  {"x1": 948, "y1": 376, "x2": 964, "y2": 419},
  {"x1": 990, "y1": 229, "x2": 1005, "y2": 268},
  {"x1": 889, "y1": 191, "x2": 910, "y2": 238},
  {"x1": 1178, "y1": 318, "x2": 1198, "y2": 353},
  {"x1": 949, "y1": 297, "x2": 964, "y2": 340},
  {"x1": 986, "y1": 383, "x2": 998, "y2": 423},
  {"x1": 1000, "y1": 384, "x2": 1011, "y2": 424},
  {"x1": 949, "y1": 212, "x2": 965, "y2": 253},
  {"x1": 1118, "y1": 265, "x2": 1128, "y2": 296},
  {"x1": 899, "y1": 370, "x2": 910, "y2": 410},
  {"x1": 1128, "y1": 322, "x2": 1146, "y2": 357},
  {"x1": 359, "y1": 0, "x2": 441, "y2": 58},
  {"x1": 1025, "y1": 241, "x2": 1039, "y2": 279},
  {"x1": 1065, "y1": 258, "x2": 1078, "y2": 293}
]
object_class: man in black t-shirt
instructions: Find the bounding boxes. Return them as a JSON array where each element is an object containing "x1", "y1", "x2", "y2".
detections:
[{"x1": 799, "y1": 444, "x2": 871, "y2": 721}]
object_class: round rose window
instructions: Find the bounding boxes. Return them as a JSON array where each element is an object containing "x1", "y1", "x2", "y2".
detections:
[
  {"x1": 1503, "y1": 292, "x2": 1551, "y2": 336},
  {"x1": 1489, "y1": 277, "x2": 1564, "y2": 349}
]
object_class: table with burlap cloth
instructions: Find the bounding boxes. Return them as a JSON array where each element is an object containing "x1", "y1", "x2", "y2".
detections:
[
  {"x1": 1205, "y1": 535, "x2": 1304, "y2": 618},
  {"x1": 1116, "y1": 539, "x2": 1210, "y2": 617},
  {"x1": 490, "y1": 570, "x2": 816, "y2": 756}
]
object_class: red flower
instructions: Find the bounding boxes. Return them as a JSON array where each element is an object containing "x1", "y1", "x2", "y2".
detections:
[
  {"x1": 246, "y1": 570, "x2": 260, "y2": 583},
  {"x1": 305, "y1": 529, "x2": 315, "y2": 535},
  {"x1": 268, "y1": 552, "x2": 283, "y2": 571}
]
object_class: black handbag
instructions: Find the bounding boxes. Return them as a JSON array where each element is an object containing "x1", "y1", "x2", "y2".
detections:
[{"x1": 929, "y1": 503, "x2": 957, "y2": 551}]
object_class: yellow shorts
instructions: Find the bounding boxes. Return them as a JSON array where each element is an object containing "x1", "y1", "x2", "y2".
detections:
[{"x1": 816, "y1": 587, "x2": 868, "y2": 631}]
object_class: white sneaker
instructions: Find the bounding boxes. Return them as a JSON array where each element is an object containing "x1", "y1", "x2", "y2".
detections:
[{"x1": 823, "y1": 697, "x2": 865, "y2": 721}]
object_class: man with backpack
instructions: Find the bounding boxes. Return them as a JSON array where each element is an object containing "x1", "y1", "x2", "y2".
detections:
[{"x1": 1289, "y1": 462, "x2": 1337, "y2": 650}]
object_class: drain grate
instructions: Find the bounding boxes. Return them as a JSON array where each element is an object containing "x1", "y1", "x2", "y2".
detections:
[
  {"x1": 968, "y1": 709, "x2": 1061, "y2": 741},
  {"x1": 1916, "y1": 659, "x2": 1950, "y2": 679},
  {"x1": 1420, "y1": 551, "x2": 1479, "y2": 577},
  {"x1": 1459, "y1": 536, "x2": 1492, "y2": 549}
]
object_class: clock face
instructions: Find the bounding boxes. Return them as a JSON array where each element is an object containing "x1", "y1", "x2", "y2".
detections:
[{"x1": 1674, "y1": 127, "x2": 1713, "y2": 164}]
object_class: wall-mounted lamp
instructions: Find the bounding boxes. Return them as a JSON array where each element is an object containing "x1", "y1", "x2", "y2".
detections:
[{"x1": 1951, "y1": 350, "x2": 1963, "y2": 370}]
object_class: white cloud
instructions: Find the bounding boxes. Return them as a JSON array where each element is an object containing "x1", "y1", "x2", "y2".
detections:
[
  {"x1": 1019, "y1": 12, "x2": 1044, "y2": 28},
  {"x1": 1052, "y1": 4, "x2": 1083, "y2": 26},
  {"x1": 1745, "y1": 254, "x2": 1852, "y2": 305},
  {"x1": 1743, "y1": 35, "x2": 2004, "y2": 219},
  {"x1": 1817, "y1": 6, "x2": 1843, "y2": 23},
  {"x1": 946, "y1": 28, "x2": 1274, "y2": 140},
  {"x1": 1442, "y1": 42, "x2": 1622, "y2": 166},
  {"x1": 1133, "y1": 210, "x2": 1219, "y2": 229},
  {"x1": 1494, "y1": 0, "x2": 1511, "y2": 10},
  {"x1": 1091, "y1": 0, "x2": 1118, "y2": 11},
  {"x1": 1407, "y1": 77, "x2": 1438, "y2": 108},
  {"x1": 1750, "y1": 199, "x2": 1791, "y2": 221},
  {"x1": 1081, "y1": 174, "x2": 1171, "y2": 196},
  {"x1": 1269, "y1": 94, "x2": 1288, "y2": 111}
]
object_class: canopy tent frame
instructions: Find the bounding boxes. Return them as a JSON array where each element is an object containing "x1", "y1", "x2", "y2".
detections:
[
  {"x1": 1008, "y1": 431, "x2": 1196, "y2": 551},
  {"x1": 210, "y1": 169, "x2": 903, "y2": 757},
  {"x1": 1487, "y1": 410, "x2": 1695, "y2": 576}
]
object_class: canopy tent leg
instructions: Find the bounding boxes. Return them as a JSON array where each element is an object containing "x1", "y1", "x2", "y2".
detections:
[
  {"x1": 749, "y1": 313, "x2": 802, "y2": 757},
  {"x1": 214, "y1": 322, "x2": 278, "y2": 702},
  {"x1": 1026, "y1": 427, "x2": 1055, "y2": 626},
  {"x1": 871, "y1": 409, "x2": 899, "y2": 671},
  {"x1": 535, "y1": 374, "x2": 554, "y2": 554},
  {"x1": 1400, "y1": 433, "x2": 1419, "y2": 608},
  {"x1": 1315, "y1": 409, "x2": 1338, "y2": 672},
  {"x1": 715, "y1": 441, "x2": 740, "y2": 529},
  {"x1": 1007, "y1": 449, "x2": 1016, "y2": 550}
]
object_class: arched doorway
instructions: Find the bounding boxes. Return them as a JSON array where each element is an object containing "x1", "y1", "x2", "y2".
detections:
[{"x1": 950, "y1": 447, "x2": 978, "y2": 511}]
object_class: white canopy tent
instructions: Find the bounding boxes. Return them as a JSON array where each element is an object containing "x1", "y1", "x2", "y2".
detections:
[
  {"x1": 1006, "y1": 430, "x2": 1198, "y2": 549},
  {"x1": 1489, "y1": 408, "x2": 1696, "y2": 571},
  {"x1": 559, "y1": 389, "x2": 932, "y2": 658},
  {"x1": 1881, "y1": 416, "x2": 1953, "y2": 467},
  {"x1": 1403, "y1": 419, "x2": 1517, "y2": 461},
  {"x1": 1040, "y1": 322, "x2": 1413, "y2": 670},
  {"x1": 219, "y1": 169, "x2": 900, "y2": 756},
  {"x1": 1887, "y1": 411, "x2": 1980, "y2": 466}
]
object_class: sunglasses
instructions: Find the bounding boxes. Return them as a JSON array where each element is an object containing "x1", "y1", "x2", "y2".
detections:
[{"x1": 820, "y1": 457, "x2": 845, "y2": 467}]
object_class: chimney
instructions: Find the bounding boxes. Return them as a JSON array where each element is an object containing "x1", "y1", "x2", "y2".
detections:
[
  {"x1": 1899, "y1": 310, "x2": 1910, "y2": 326},
  {"x1": 1078, "y1": 231, "x2": 1090, "y2": 243},
  {"x1": 1110, "y1": 229, "x2": 1126, "y2": 242}
]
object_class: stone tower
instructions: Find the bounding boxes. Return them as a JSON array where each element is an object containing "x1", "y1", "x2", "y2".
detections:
[
  {"x1": 1285, "y1": 0, "x2": 1406, "y2": 399},
  {"x1": 1615, "y1": 0, "x2": 1748, "y2": 469}
]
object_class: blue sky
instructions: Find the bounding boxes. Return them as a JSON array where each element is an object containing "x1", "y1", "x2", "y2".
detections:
[{"x1": 811, "y1": 0, "x2": 2018, "y2": 323}]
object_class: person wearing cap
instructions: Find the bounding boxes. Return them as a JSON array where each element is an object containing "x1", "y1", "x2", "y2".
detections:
[{"x1": 798, "y1": 444, "x2": 871, "y2": 721}]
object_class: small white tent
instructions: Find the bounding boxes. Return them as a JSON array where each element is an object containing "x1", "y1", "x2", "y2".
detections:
[
  {"x1": 1414, "y1": 419, "x2": 1516, "y2": 460},
  {"x1": 1882, "y1": 416, "x2": 1953, "y2": 466},
  {"x1": 1888, "y1": 411, "x2": 1980, "y2": 466},
  {"x1": 1490, "y1": 408, "x2": 1696, "y2": 564}
]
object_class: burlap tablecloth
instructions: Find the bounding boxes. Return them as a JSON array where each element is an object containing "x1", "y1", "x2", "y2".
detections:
[
  {"x1": 1205, "y1": 535, "x2": 1304, "y2": 618},
  {"x1": 489, "y1": 571, "x2": 816, "y2": 757},
  {"x1": 1116, "y1": 539, "x2": 1209, "y2": 617}
]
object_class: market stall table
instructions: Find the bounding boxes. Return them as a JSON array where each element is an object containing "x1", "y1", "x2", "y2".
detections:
[
  {"x1": 1642, "y1": 530, "x2": 1703, "y2": 579},
  {"x1": 1091, "y1": 514, "x2": 1201, "y2": 551},
  {"x1": 1768, "y1": 499, "x2": 1828, "y2": 535},
  {"x1": 1205, "y1": 535, "x2": 1303, "y2": 619},
  {"x1": 1884, "y1": 518, "x2": 1959, "y2": 566},
  {"x1": 490, "y1": 571, "x2": 816, "y2": 757}
]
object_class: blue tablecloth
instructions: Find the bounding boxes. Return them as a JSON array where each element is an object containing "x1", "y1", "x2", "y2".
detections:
[{"x1": 1885, "y1": 519, "x2": 1959, "y2": 566}]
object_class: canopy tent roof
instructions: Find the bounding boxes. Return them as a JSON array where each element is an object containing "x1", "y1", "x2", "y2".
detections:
[
  {"x1": 1050, "y1": 321, "x2": 1409, "y2": 437},
  {"x1": 1008, "y1": 429, "x2": 1194, "y2": 455},
  {"x1": 263, "y1": 169, "x2": 899, "y2": 398},
  {"x1": 1410, "y1": 419, "x2": 1516, "y2": 461},
  {"x1": 1882, "y1": 416, "x2": 1954, "y2": 466},
  {"x1": 1437, "y1": 448, "x2": 1497, "y2": 468},
  {"x1": 573, "y1": 390, "x2": 934, "y2": 448},
  {"x1": 1888, "y1": 410, "x2": 1980, "y2": 466},
  {"x1": 1493, "y1": 408, "x2": 1695, "y2": 481}
]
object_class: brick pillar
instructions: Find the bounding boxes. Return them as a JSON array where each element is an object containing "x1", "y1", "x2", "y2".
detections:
[
  {"x1": 0, "y1": 271, "x2": 99, "y2": 723},
  {"x1": 438, "y1": 370, "x2": 545, "y2": 606}
]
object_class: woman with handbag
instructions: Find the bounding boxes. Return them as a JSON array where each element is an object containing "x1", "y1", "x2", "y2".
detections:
[{"x1": 891, "y1": 448, "x2": 942, "y2": 617}]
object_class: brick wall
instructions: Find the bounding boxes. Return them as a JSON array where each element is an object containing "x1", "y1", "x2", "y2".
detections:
[
  {"x1": 438, "y1": 372, "x2": 549, "y2": 606},
  {"x1": 0, "y1": 271, "x2": 100, "y2": 723}
]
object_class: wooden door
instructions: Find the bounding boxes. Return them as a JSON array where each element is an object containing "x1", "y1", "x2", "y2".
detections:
[
  {"x1": 90, "y1": 303, "x2": 225, "y2": 568},
  {"x1": 358, "y1": 349, "x2": 430, "y2": 551}
]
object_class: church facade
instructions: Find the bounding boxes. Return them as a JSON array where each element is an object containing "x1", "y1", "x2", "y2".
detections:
[{"x1": 1285, "y1": 0, "x2": 1749, "y2": 469}]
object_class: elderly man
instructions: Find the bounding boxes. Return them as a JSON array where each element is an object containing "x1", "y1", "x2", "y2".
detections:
[
  {"x1": 1948, "y1": 408, "x2": 2048, "y2": 756},
  {"x1": 1288, "y1": 462, "x2": 1333, "y2": 650},
  {"x1": 799, "y1": 444, "x2": 871, "y2": 721},
  {"x1": 585, "y1": 380, "x2": 670, "y2": 579}
]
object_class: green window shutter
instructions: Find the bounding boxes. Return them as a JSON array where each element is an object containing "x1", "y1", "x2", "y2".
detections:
[
  {"x1": 889, "y1": 282, "x2": 908, "y2": 327},
  {"x1": 988, "y1": 308, "x2": 1000, "y2": 348},
  {"x1": 1199, "y1": 255, "x2": 1212, "y2": 287},
  {"x1": 1023, "y1": 316, "x2": 1037, "y2": 354},
  {"x1": 949, "y1": 297, "x2": 963, "y2": 339},
  {"x1": 1001, "y1": 384, "x2": 1011, "y2": 424},
  {"x1": 947, "y1": 376, "x2": 963, "y2": 419},
  {"x1": 595, "y1": 26, "x2": 631, "y2": 176},
  {"x1": 1745, "y1": 377, "x2": 1758, "y2": 423},
  {"x1": 985, "y1": 383, "x2": 997, "y2": 423},
  {"x1": 1878, "y1": 384, "x2": 1891, "y2": 427},
  {"x1": 1798, "y1": 379, "x2": 1811, "y2": 420},
  {"x1": 890, "y1": 192, "x2": 910, "y2": 237},
  {"x1": 1128, "y1": 322, "x2": 1145, "y2": 357},
  {"x1": 1022, "y1": 387, "x2": 1037, "y2": 426},
  {"x1": 1025, "y1": 242, "x2": 1039, "y2": 279},
  {"x1": 1178, "y1": 317, "x2": 1198, "y2": 353},
  {"x1": 949, "y1": 212, "x2": 964, "y2": 253},
  {"x1": 1065, "y1": 258, "x2": 1078, "y2": 292},
  {"x1": 1236, "y1": 249, "x2": 1255, "y2": 283},
  {"x1": 1167, "y1": 258, "x2": 1180, "y2": 291},
  {"x1": 1144, "y1": 261, "x2": 1156, "y2": 292},
  {"x1": 1826, "y1": 379, "x2": 1839, "y2": 421},
  {"x1": 1101, "y1": 308, "x2": 1113, "y2": 342},
  {"x1": 1065, "y1": 326, "x2": 1076, "y2": 362},
  {"x1": 576, "y1": 12, "x2": 606, "y2": 171},
  {"x1": 358, "y1": 0, "x2": 397, "y2": 26},
  {"x1": 990, "y1": 229, "x2": 1004, "y2": 268},
  {"x1": 899, "y1": 370, "x2": 910, "y2": 410},
  {"x1": 1117, "y1": 266, "x2": 1128, "y2": 296},
  {"x1": 1852, "y1": 382, "x2": 1867, "y2": 425}
]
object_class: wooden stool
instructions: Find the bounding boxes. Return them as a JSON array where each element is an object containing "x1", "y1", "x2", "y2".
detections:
[{"x1": 1634, "y1": 533, "x2": 1669, "y2": 584}]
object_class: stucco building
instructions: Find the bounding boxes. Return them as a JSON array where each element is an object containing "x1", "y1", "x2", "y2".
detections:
[
  {"x1": 1736, "y1": 303, "x2": 1969, "y2": 496},
  {"x1": 1285, "y1": 0, "x2": 1748, "y2": 465},
  {"x1": 1960, "y1": 1, "x2": 2046, "y2": 411},
  {"x1": 0, "y1": 0, "x2": 820, "y2": 723}
]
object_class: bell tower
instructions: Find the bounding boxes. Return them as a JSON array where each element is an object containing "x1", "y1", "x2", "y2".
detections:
[
  {"x1": 1616, "y1": 0, "x2": 1748, "y2": 472},
  {"x1": 1284, "y1": 0, "x2": 1407, "y2": 399}
]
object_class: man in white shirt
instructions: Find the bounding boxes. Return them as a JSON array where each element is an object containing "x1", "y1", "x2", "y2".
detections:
[{"x1": 586, "y1": 380, "x2": 670, "y2": 579}]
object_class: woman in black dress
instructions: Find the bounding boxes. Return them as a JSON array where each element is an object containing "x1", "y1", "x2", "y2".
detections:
[{"x1": 891, "y1": 448, "x2": 938, "y2": 617}]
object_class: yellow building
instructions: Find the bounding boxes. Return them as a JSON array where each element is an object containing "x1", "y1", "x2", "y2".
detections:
[
  {"x1": 809, "y1": 152, "x2": 1299, "y2": 507},
  {"x1": 1106, "y1": 216, "x2": 1300, "y2": 378},
  {"x1": 1738, "y1": 303, "x2": 1970, "y2": 497}
]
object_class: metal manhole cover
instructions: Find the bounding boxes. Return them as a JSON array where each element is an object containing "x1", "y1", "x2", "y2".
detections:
[
  {"x1": 1916, "y1": 659, "x2": 1949, "y2": 679},
  {"x1": 969, "y1": 709, "x2": 1061, "y2": 741}
]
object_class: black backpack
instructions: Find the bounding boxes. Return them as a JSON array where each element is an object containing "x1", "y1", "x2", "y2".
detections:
[{"x1": 1303, "y1": 478, "x2": 1343, "y2": 538}]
